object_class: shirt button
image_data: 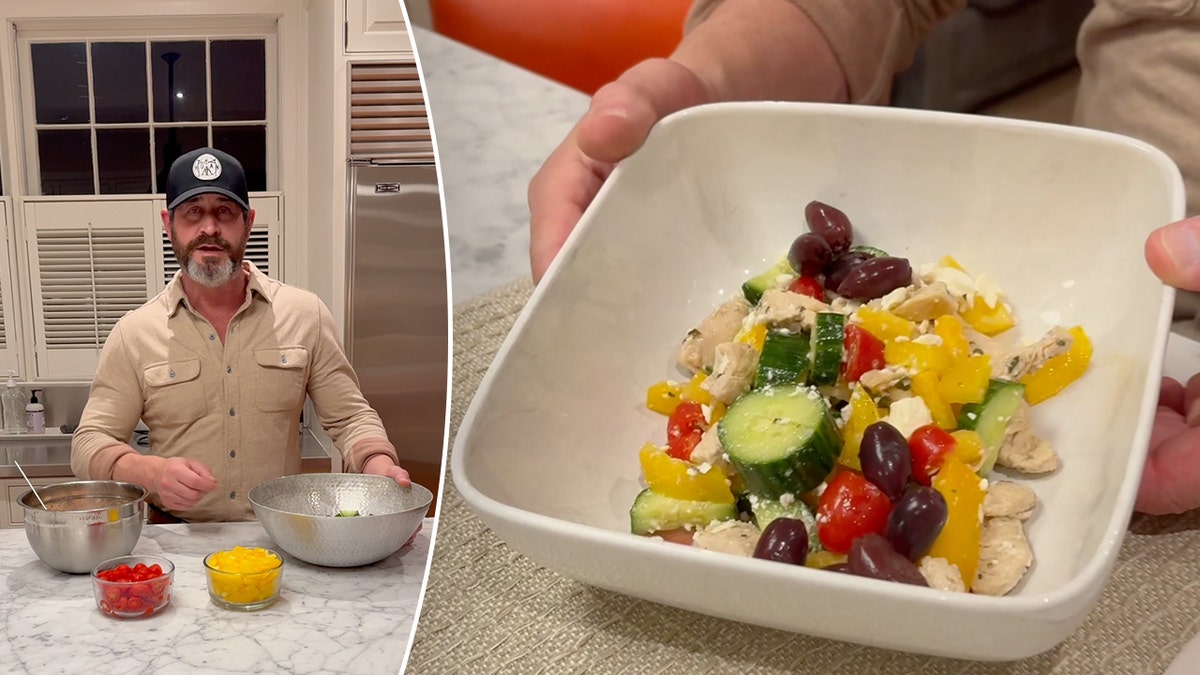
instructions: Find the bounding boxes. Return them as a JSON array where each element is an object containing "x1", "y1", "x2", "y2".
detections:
[
  {"x1": 229, "y1": 491, "x2": 236, "y2": 499},
  {"x1": 229, "y1": 450, "x2": 236, "y2": 458},
  {"x1": 229, "y1": 408, "x2": 236, "y2": 417},
  {"x1": 281, "y1": 356, "x2": 287, "y2": 364},
  {"x1": 168, "y1": 370, "x2": 176, "y2": 378},
  {"x1": 226, "y1": 366, "x2": 232, "y2": 374},
  {"x1": 209, "y1": 334, "x2": 216, "y2": 341}
]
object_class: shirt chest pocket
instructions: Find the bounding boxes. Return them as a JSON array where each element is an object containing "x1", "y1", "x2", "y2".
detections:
[
  {"x1": 143, "y1": 359, "x2": 206, "y2": 424},
  {"x1": 255, "y1": 347, "x2": 309, "y2": 412}
]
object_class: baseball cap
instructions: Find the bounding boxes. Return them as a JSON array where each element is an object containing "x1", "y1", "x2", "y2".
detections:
[{"x1": 165, "y1": 147, "x2": 250, "y2": 211}]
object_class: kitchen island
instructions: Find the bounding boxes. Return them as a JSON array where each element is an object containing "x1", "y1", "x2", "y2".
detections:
[{"x1": 0, "y1": 518, "x2": 431, "y2": 674}]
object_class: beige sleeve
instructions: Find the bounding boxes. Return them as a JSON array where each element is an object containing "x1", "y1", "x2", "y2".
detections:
[
  {"x1": 304, "y1": 295, "x2": 399, "y2": 473},
  {"x1": 71, "y1": 322, "x2": 141, "y2": 480},
  {"x1": 685, "y1": 0, "x2": 968, "y2": 104}
]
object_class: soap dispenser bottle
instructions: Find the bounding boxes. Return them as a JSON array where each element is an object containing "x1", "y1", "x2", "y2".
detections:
[
  {"x1": 26, "y1": 389, "x2": 45, "y2": 434},
  {"x1": 2, "y1": 371, "x2": 27, "y2": 434}
]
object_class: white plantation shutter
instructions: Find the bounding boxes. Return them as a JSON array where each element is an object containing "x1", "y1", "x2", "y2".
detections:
[
  {"x1": 25, "y1": 200, "x2": 158, "y2": 380},
  {"x1": 159, "y1": 195, "x2": 281, "y2": 287},
  {"x1": 0, "y1": 207, "x2": 19, "y2": 376},
  {"x1": 348, "y1": 61, "x2": 433, "y2": 161}
]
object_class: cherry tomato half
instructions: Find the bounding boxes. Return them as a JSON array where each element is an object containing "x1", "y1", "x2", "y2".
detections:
[
  {"x1": 842, "y1": 324, "x2": 886, "y2": 383},
  {"x1": 817, "y1": 470, "x2": 893, "y2": 554},
  {"x1": 908, "y1": 424, "x2": 957, "y2": 486},
  {"x1": 788, "y1": 275, "x2": 825, "y2": 302},
  {"x1": 666, "y1": 401, "x2": 707, "y2": 461}
]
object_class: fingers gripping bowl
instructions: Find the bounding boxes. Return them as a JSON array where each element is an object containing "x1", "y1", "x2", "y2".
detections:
[
  {"x1": 248, "y1": 474, "x2": 432, "y2": 567},
  {"x1": 452, "y1": 103, "x2": 1185, "y2": 660}
]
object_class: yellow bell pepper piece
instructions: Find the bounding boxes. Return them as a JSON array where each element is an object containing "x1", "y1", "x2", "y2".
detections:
[
  {"x1": 805, "y1": 550, "x2": 848, "y2": 569},
  {"x1": 680, "y1": 372, "x2": 713, "y2": 406},
  {"x1": 646, "y1": 381, "x2": 682, "y2": 416},
  {"x1": 639, "y1": 444, "x2": 734, "y2": 504},
  {"x1": 1020, "y1": 326, "x2": 1093, "y2": 405},
  {"x1": 939, "y1": 255, "x2": 966, "y2": 272},
  {"x1": 911, "y1": 370, "x2": 956, "y2": 430},
  {"x1": 933, "y1": 315, "x2": 971, "y2": 363},
  {"x1": 707, "y1": 400, "x2": 727, "y2": 425},
  {"x1": 885, "y1": 340, "x2": 951, "y2": 376},
  {"x1": 959, "y1": 297, "x2": 1015, "y2": 337},
  {"x1": 735, "y1": 323, "x2": 768, "y2": 352},
  {"x1": 838, "y1": 384, "x2": 880, "y2": 470},
  {"x1": 938, "y1": 353, "x2": 991, "y2": 405},
  {"x1": 926, "y1": 456, "x2": 985, "y2": 590},
  {"x1": 854, "y1": 306, "x2": 916, "y2": 342},
  {"x1": 949, "y1": 429, "x2": 985, "y2": 470}
]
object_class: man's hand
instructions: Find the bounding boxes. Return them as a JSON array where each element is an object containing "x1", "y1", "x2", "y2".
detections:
[
  {"x1": 362, "y1": 453, "x2": 412, "y2": 487},
  {"x1": 1137, "y1": 376, "x2": 1200, "y2": 514},
  {"x1": 156, "y1": 457, "x2": 218, "y2": 511}
]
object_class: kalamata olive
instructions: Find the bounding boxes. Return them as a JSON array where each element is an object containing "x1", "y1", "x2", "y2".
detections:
[
  {"x1": 822, "y1": 250, "x2": 874, "y2": 290},
  {"x1": 753, "y1": 517, "x2": 809, "y2": 566},
  {"x1": 847, "y1": 533, "x2": 929, "y2": 586},
  {"x1": 859, "y1": 421, "x2": 912, "y2": 501},
  {"x1": 787, "y1": 233, "x2": 833, "y2": 277},
  {"x1": 804, "y1": 201, "x2": 854, "y2": 256},
  {"x1": 835, "y1": 256, "x2": 913, "y2": 301},
  {"x1": 885, "y1": 486, "x2": 948, "y2": 560}
]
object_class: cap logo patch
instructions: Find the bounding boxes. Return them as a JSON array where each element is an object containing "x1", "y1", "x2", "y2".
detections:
[{"x1": 192, "y1": 153, "x2": 222, "y2": 181}]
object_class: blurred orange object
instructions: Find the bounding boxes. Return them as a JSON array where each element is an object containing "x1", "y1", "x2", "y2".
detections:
[{"x1": 430, "y1": 0, "x2": 693, "y2": 95}]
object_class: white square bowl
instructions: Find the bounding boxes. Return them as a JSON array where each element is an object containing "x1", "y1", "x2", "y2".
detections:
[{"x1": 452, "y1": 102, "x2": 1185, "y2": 661}]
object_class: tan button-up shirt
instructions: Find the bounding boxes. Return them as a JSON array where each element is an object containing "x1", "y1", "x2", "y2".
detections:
[{"x1": 71, "y1": 262, "x2": 398, "y2": 522}]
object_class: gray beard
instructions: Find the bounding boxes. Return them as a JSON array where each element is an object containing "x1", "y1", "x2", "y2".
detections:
[{"x1": 184, "y1": 256, "x2": 240, "y2": 287}]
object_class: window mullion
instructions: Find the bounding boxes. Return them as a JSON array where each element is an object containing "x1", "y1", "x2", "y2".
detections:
[
  {"x1": 85, "y1": 41, "x2": 99, "y2": 195},
  {"x1": 145, "y1": 40, "x2": 158, "y2": 193},
  {"x1": 205, "y1": 39, "x2": 213, "y2": 147}
]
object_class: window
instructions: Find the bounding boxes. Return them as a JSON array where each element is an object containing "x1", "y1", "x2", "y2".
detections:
[{"x1": 23, "y1": 37, "x2": 271, "y2": 196}]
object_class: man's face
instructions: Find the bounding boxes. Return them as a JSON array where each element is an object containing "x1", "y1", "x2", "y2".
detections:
[{"x1": 166, "y1": 194, "x2": 252, "y2": 287}]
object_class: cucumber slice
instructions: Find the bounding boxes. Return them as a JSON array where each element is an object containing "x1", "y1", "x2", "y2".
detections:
[
  {"x1": 750, "y1": 496, "x2": 823, "y2": 552},
  {"x1": 810, "y1": 312, "x2": 845, "y2": 386},
  {"x1": 742, "y1": 258, "x2": 796, "y2": 304},
  {"x1": 849, "y1": 245, "x2": 889, "y2": 258},
  {"x1": 755, "y1": 330, "x2": 811, "y2": 388},
  {"x1": 629, "y1": 489, "x2": 738, "y2": 535},
  {"x1": 957, "y1": 378, "x2": 1026, "y2": 477},
  {"x1": 718, "y1": 384, "x2": 841, "y2": 498}
]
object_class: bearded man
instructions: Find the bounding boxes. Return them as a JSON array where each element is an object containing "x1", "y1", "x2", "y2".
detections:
[{"x1": 70, "y1": 147, "x2": 411, "y2": 523}]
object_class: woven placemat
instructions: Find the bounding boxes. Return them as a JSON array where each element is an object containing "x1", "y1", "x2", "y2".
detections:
[{"x1": 406, "y1": 278, "x2": 1200, "y2": 675}]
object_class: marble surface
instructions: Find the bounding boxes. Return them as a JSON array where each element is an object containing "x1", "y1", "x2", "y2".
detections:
[
  {"x1": 413, "y1": 28, "x2": 589, "y2": 304},
  {"x1": 0, "y1": 519, "x2": 431, "y2": 674}
]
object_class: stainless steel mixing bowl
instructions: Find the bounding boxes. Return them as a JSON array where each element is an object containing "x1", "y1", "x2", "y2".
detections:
[
  {"x1": 248, "y1": 473, "x2": 431, "y2": 567},
  {"x1": 21, "y1": 481, "x2": 147, "y2": 574}
]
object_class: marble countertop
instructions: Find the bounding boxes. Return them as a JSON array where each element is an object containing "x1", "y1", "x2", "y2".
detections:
[
  {"x1": 0, "y1": 518, "x2": 432, "y2": 674},
  {"x1": 413, "y1": 28, "x2": 589, "y2": 304}
]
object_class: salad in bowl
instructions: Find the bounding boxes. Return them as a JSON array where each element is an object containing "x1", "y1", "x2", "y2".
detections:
[{"x1": 631, "y1": 200, "x2": 1091, "y2": 596}]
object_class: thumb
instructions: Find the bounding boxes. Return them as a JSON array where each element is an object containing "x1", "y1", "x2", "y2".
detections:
[
  {"x1": 1145, "y1": 216, "x2": 1200, "y2": 291},
  {"x1": 183, "y1": 458, "x2": 216, "y2": 483},
  {"x1": 576, "y1": 58, "x2": 714, "y2": 165}
]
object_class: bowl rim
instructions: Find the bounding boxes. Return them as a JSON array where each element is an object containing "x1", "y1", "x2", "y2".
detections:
[
  {"x1": 246, "y1": 473, "x2": 434, "y2": 518},
  {"x1": 20, "y1": 480, "x2": 148, "y2": 513},
  {"x1": 91, "y1": 554, "x2": 175, "y2": 581},
  {"x1": 450, "y1": 101, "x2": 1184, "y2": 618}
]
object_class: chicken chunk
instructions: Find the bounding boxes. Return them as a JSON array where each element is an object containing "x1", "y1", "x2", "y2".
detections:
[
  {"x1": 703, "y1": 342, "x2": 759, "y2": 404},
  {"x1": 755, "y1": 288, "x2": 829, "y2": 331},
  {"x1": 918, "y1": 556, "x2": 967, "y2": 593},
  {"x1": 857, "y1": 366, "x2": 910, "y2": 398},
  {"x1": 992, "y1": 326, "x2": 1073, "y2": 380},
  {"x1": 996, "y1": 403, "x2": 1060, "y2": 475},
  {"x1": 677, "y1": 297, "x2": 752, "y2": 375},
  {"x1": 692, "y1": 520, "x2": 760, "y2": 557},
  {"x1": 891, "y1": 281, "x2": 959, "y2": 322},
  {"x1": 983, "y1": 481, "x2": 1039, "y2": 520},
  {"x1": 973, "y1": 517, "x2": 1033, "y2": 596},
  {"x1": 689, "y1": 426, "x2": 737, "y2": 480}
]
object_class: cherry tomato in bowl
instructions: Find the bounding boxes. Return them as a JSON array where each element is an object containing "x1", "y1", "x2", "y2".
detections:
[{"x1": 91, "y1": 555, "x2": 174, "y2": 619}]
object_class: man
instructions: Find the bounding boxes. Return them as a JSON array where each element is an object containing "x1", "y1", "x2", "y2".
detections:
[{"x1": 71, "y1": 147, "x2": 411, "y2": 522}]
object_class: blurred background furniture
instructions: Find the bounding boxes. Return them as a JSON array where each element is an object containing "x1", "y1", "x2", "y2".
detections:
[{"x1": 418, "y1": 0, "x2": 1092, "y2": 113}]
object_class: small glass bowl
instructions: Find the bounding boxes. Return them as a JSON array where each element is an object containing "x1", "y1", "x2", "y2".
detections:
[
  {"x1": 91, "y1": 554, "x2": 174, "y2": 619},
  {"x1": 203, "y1": 546, "x2": 284, "y2": 611}
]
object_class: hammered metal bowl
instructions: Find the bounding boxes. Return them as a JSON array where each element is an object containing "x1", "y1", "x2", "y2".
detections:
[
  {"x1": 247, "y1": 474, "x2": 431, "y2": 567},
  {"x1": 21, "y1": 481, "x2": 147, "y2": 574}
]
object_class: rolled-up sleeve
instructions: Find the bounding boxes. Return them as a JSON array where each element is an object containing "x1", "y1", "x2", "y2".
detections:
[
  {"x1": 304, "y1": 296, "x2": 398, "y2": 473},
  {"x1": 685, "y1": 0, "x2": 967, "y2": 104},
  {"x1": 71, "y1": 323, "x2": 142, "y2": 479}
]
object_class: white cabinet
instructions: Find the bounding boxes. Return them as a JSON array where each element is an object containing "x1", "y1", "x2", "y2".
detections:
[
  {"x1": 0, "y1": 205, "x2": 19, "y2": 378},
  {"x1": 345, "y1": 0, "x2": 413, "y2": 54},
  {"x1": 4, "y1": 476, "x2": 69, "y2": 528}
]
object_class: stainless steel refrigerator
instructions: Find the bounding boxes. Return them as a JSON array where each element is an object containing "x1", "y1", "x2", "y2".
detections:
[{"x1": 344, "y1": 159, "x2": 448, "y2": 514}]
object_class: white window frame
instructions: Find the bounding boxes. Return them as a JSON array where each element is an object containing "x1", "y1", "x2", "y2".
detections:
[
  {"x1": 0, "y1": 198, "x2": 21, "y2": 377},
  {"x1": 15, "y1": 19, "x2": 279, "y2": 198}
]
